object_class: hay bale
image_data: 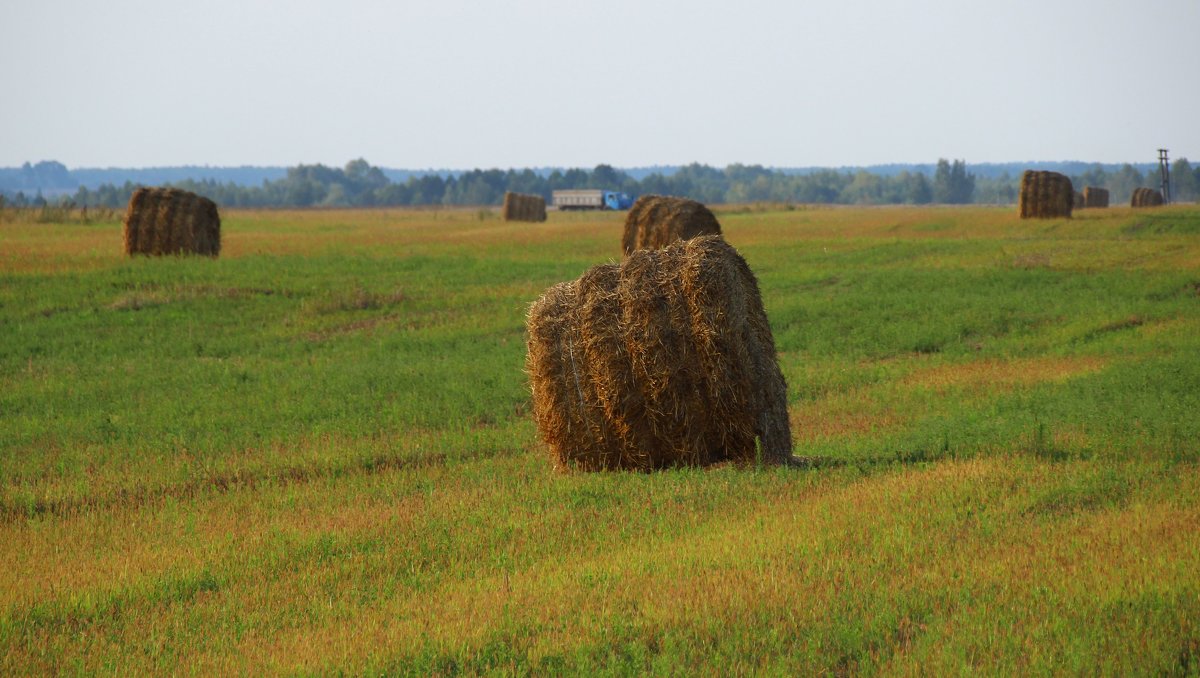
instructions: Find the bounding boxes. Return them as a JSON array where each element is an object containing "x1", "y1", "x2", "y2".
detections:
[
  {"x1": 621, "y1": 195, "x2": 722, "y2": 256},
  {"x1": 526, "y1": 235, "x2": 794, "y2": 471},
  {"x1": 1073, "y1": 191, "x2": 1085, "y2": 209},
  {"x1": 502, "y1": 192, "x2": 547, "y2": 222},
  {"x1": 1131, "y1": 187, "x2": 1164, "y2": 208},
  {"x1": 502, "y1": 191, "x2": 515, "y2": 221},
  {"x1": 1017, "y1": 171, "x2": 1073, "y2": 219},
  {"x1": 1082, "y1": 187, "x2": 1109, "y2": 209},
  {"x1": 123, "y1": 187, "x2": 220, "y2": 256}
]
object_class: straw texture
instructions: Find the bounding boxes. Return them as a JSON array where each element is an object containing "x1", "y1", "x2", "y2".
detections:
[
  {"x1": 526, "y1": 235, "x2": 794, "y2": 471},
  {"x1": 123, "y1": 187, "x2": 220, "y2": 256},
  {"x1": 502, "y1": 192, "x2": 547, "y2": 222},
  {"x1": 1018, "y1": 171, "x2": 1073, "y2": 219},
  {"x1": 621, "y1": 195, "x2": 722, "y2": 256}
]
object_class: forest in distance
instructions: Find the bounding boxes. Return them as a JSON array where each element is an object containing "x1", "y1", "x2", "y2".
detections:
[{"x1": 1, "y1": 157, "x2": 1196, "y2": 211}]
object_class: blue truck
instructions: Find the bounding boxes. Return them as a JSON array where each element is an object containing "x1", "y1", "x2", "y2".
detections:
[{"x1": 552, "y1": 189, "x2": 634, "y2": 211}]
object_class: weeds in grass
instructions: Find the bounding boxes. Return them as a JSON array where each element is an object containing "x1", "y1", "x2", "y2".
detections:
[{"x1": 307, "y1": 285, "x2": 407, "y2": 314}]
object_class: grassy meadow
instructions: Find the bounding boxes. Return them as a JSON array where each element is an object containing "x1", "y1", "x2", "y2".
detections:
[{"x1": 2, "y1": 203, "x2": 1200, "y2": 674}]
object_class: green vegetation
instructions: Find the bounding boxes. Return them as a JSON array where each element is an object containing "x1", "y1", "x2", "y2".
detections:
[
  {"x1": 2, "y1": 204, "x2": 1199, "y2": 674},
  {"x1": 7, "y1": 157, "x2": 1196, "y2": 210}
]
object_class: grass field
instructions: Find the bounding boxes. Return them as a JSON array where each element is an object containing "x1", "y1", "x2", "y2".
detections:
[{"x1": 2, "y1": 203, "x2": 1200, "y2": 675}]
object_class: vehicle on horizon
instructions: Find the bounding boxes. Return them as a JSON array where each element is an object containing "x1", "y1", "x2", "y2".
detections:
[{"x1": 552, "y1": 189, "x2": 634, "y2": 211}]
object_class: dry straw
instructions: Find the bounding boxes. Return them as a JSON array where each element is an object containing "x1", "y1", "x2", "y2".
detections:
[
  {"x1": 1082, "y1": 187, "x2": 1109, "y2": 209},
  {"x1": 1017, "y1": 170, "x2": 1073, "y2": 219},
  {"x1": 502, "y1": 192, "x2": 547, "y2": 222},
  {"x1": 1130, "y1": 187, "x2": 1164, "y2": 208},
  {"x1": 621, "y1": 195, "x2": 722, "y2": 256},
  {"x1": 526, "y1": 235, "x2": 795, "y2": 472},
  {"x1": 123, "y1": 187, "x2": 220, "y2": 256}
]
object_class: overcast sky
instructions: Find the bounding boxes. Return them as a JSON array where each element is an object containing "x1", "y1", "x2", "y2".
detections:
[{"x1": 1, "y1": 0, "x2": 1196, "y2": 169}]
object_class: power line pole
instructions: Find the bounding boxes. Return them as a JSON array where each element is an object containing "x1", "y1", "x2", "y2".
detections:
[{"x1": 1158, "y1": 148, "x2": 1172, "y2": 204}]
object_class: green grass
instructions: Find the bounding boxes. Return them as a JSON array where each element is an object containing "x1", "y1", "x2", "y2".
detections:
[{"x1": 2, "y1": 204, "x2": 1199, "y2": 674}]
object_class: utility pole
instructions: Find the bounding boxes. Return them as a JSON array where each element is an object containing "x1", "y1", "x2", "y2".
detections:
[{"x1": 1158, "y1": 148, "x2": 1172, "y2": 204}]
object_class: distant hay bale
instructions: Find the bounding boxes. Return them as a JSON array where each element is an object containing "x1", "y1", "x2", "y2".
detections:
[
  {"x1": 502, "y1": 192, "x2": 547, "y2": 222},
  {"x1": 621, "y1": 195, "x2": 722, "y2": 256},
  {"x1": 1073, "y1": 191, "x2": 1085, "y2": 209},
  {"x1": 1082, "y1": 187, "x2": 1109, "y2": 209},
  {"x1": 501, "y1": 192, "x2": 514, "y2": 220},
  {"x1": 526, "y1": 235, "x2": 794, "y2": 472},
  {"x1": 1017, "y1": 171, "x2": 1073, "y2": 219},
  {"x1": 123, "y1": 187, "x2": 220, "y2": 256},
  {"x1": 1130, "y1": 187, "x2": 1164, "y2": 208}
]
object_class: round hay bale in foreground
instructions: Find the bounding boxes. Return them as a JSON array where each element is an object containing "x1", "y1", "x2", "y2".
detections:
[
  {"x1": 621, "y1": 195, "x2": 722, "y2": 256},
  {"x1": 123, "y1": 187, "x2": 220, "y2": 257},
  {"x1": 1130, "y1": 187, "x2": 1164, "y2": 208},
  {"x1": 526, "y1": 235, "x2": 794, "y2": 471},
  {"x1": 1018, "y1": 171, "x2": 1073, "y2": 219}
]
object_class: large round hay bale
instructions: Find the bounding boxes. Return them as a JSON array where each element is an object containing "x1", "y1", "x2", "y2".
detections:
[
  {"x1": 621, "y1": 195, "x2": 722, "y2": 256},
  {"x1": 123, "y1": 187, "x2": 220, "y2": 256},
  {"x1": 1082, "y1": 186, "x2": 1109, "y2": 209},
  {"x1": 1130, "y1": 187, "x2": 1164, "y2": 208},
  {"x1": 502, "y1": 191, "x2": 547, "y2": 222},
  {"x1": 526, "y1": 235, "x2": 794, "y2": 471},
  {"x1": 1018, "y1": 171, "x2": 1073, "y2": 219}
]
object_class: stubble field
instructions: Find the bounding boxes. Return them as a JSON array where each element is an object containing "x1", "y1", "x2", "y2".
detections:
[{"x1": 2, "y1": 203, "x2": 1199, "y2": 674}]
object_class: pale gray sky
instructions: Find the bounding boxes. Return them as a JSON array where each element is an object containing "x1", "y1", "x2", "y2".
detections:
[{"x1": 1, "y1": 0, "x2": 1196, "y2": 169}]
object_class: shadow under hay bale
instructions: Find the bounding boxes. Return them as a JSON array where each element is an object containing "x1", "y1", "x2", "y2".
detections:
[
  {"x1": 1130, "y1": 187, "x2": 1164, "y2": 208},
  {"x1": 123, "y1": 187, "x2": 220, "y2": 257},
  {"x1": 621, "y1": 195, "x2": 722, "y2": 256},
  {"x1": 502, "y1": 192, "x2": 547, "y2": 222},
  {"x1": 1082, "y1": 187, "x2": 1109, "y2": 209},
  {"x1": 1018, "y1": 171, "x2": 1073, "y2": 219},
  {"x1": 526, "y1": 235, "x2": 794, "y2": 472}
]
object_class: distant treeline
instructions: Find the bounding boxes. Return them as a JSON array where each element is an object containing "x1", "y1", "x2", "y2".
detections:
[{"x1": 2, "y1": 158, "x2": 1196, "y2": 209}]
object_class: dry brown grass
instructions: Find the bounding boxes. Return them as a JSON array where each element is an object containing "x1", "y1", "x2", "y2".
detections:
[
  {"x1": 790, "y1": 404, "x2": 902, "y2": 443},
  {"x1": 787, "y1": 355, "x2": 1108, "y2": 445},
  {"x1": 901, "y1": 355, "x2": 1107, "y2": 392},
  {"x1": 10, "y1": 205, "x2": 1195, "y2": 276}
]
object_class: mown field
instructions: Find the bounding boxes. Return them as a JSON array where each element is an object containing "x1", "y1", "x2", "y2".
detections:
[{"x1": 2, "y1": 203, "x2": 1200, "y2": 675}]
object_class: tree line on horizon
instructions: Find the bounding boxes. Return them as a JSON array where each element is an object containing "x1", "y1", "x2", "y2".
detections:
[{"x1": 2, "y1": 158, "x2": 1197, "y2": 210}]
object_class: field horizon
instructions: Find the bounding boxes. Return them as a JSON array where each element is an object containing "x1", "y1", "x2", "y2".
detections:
[{"x1": 2, "y1": 203, "x2": 1199, "y2": 674}]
